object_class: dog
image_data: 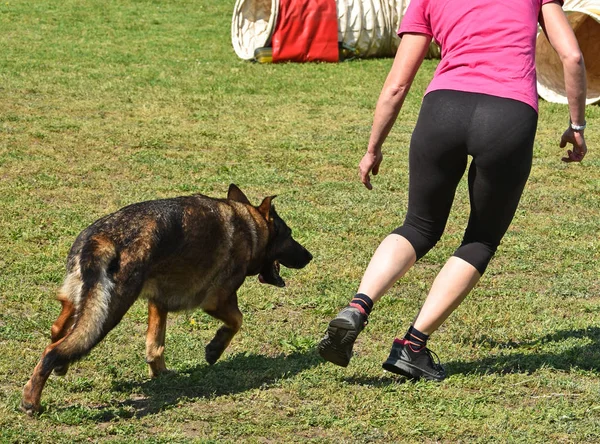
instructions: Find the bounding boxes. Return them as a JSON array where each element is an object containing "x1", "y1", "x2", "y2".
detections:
[{"x1": 21, "y1": 184, "x2": 312, "y2": 415}]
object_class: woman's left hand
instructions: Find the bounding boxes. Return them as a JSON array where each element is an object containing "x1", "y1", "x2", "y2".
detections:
[{"x1": 560, "y1": 127, "x2": 587, "y2": 163}]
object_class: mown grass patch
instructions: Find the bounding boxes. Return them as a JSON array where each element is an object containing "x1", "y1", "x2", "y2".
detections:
[{"x1": 1, "y1": 0, "x2": 599, "y2": 442}]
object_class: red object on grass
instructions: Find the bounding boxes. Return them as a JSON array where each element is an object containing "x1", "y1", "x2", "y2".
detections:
[{"x1": 271, "y1": 0, "x2": 338, "y2": 63}]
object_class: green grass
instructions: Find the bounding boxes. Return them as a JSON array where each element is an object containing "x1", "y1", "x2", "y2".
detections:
[{"x1": 1, "y1": 0, "x2": 599, "y2": 442}]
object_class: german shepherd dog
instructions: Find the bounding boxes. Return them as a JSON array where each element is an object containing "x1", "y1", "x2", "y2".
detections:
[{"x1": 21, "y1": 184, "x2": 312, "y2": 415}]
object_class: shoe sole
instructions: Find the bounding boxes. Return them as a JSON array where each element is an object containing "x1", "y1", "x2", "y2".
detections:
[
  {"x1": 382, "y1": 358, "x2": 445, "y2": 382},
  {"x1": 318, "y1": 317, "x2": 360, "y2": 368}
]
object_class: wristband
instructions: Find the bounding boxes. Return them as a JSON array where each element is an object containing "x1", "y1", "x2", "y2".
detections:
[{"x1": 570, "y1": 120, "x2": 586, "y2": 131}]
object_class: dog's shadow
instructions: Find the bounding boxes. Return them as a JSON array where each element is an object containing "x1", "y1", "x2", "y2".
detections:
[{"x1": 102, "y1": 348, "x2": 322, "y2": 418}]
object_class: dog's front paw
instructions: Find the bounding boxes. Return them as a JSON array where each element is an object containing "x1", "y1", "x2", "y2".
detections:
[
  {"x1": 205, "y1": 342, "x2": 225, "y2": 365},
  {"x1": 20, "y1": 399, "x2": 41, "y2": 417},
  {"x1": 149, "y1": 368, "x2": 173, "y2": 379},
  {"x1": 146, "y1": 356, "x2": 168, "y2": 378}
]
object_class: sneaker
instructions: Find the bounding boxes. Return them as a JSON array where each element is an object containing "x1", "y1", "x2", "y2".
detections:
[
  {"x1": 382, "y1": 338, "x2": 446, "y2": 381},
  {"x1": 318, "y1": 306, "x2": 367, "y2": 367}
]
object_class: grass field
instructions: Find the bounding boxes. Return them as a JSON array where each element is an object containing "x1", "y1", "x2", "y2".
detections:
[{"x1": 1, "y1": 1, "x2": 599, "y2": 442}]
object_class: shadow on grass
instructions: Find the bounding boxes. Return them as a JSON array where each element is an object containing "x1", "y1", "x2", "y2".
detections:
[
  {"x1": 343, "y1": 374, "x2": 414, "y2": 387},
  {"x1": 45, "y1": 328, "x2": 600, "y2": 420},
  {"x1": 47, "y1": 348, "x2": 320, "y2": 421},
  {"x1": 99, "y1": 348, "x2": 322, "y2": 418},
  {"x1": 345, "y1": 327, "x2": 600, "y2": 387},
  {"x1": 446, "y1": 327, "x2": 600, "y2": 377}
]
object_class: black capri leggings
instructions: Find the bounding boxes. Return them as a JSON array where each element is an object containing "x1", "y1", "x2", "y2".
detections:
[{"x1": 393, "y1": 89, "x2": 538, "y2": 275}]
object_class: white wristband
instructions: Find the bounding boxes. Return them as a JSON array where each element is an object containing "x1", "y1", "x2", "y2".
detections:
[{"x1": 570, "y1": 120, "x2": 586, "y2": 131}]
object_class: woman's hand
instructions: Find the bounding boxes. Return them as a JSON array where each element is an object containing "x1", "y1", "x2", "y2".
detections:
[
  {"x1": 359, "y1": 150, "x2": 383, "y2": 190},
  {"x1": 560, "y1": 127, "x2": 587, "y2": 162}
]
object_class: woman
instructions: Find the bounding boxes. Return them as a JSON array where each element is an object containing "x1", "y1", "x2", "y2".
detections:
[{"x1": 318, "y1": 0, "x2": 588, "y2": 381}]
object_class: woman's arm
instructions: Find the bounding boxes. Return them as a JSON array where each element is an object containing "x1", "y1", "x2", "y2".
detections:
[
  {"x1": 539, "y1": 1, "x2": 588, "y2": 162},
  {"x1": 360, "y1": 33, "x2": 432, "y2": 189}
]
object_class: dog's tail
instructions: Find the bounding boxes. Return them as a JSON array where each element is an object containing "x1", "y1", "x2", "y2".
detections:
[
  {"x1": 49, "y1": 234, "x2": 119, "y2": 364},
  {"x1": 22, "y1": 234, "x2": 133, "y2": 411}
]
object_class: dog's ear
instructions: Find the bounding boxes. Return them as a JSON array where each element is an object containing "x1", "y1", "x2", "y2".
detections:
[
  {"x1": 227, "y1": 184, "x2": 251, "y2": 205},
  {"x1": 257, "y1": 195, "x2": 277, "y2": 220}
]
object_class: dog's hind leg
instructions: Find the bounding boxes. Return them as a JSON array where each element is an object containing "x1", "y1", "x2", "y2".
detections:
[
  {"x1": 50, "y1": 296, "x2": 76, "y2": 343},
  {"x1": 50, "y1": 295, "x2": 76, "y2": 376},
  {"x1": 22, "y1": 278, "x2": 141, "y2": 415},
  {"x1": 21, "y1": 337, "x2": 70, "y2": 416},
  {"x1": 204, "y1": 292, "x2": 243, "y2": 365},
  {"x1": 145, "y1": 301, "x2": 168, "y2": 378}
]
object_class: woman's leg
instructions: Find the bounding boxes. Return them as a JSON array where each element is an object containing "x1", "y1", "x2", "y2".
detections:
[
  {"x1": 356, "y1": 234, "x2": 417, "y2": 304},
  {"x1": 359, "y1": 90, "x2": 475, "y2": 305},
  {"x1": 412, "y1": 256, "x2": 481, "y2": 334},
  {"x1": 414, "y1": 95, "x2": 538, "y2": 335},
  {"x1": 319, "y1": 90, "x2": 470, "y2": 367},
  {"x1": 383, "y1": 94, "x2": 538, "y2": 381}
]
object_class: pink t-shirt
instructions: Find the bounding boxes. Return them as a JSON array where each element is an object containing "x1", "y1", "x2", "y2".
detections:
[{"x1": 399, "y1": 0, "x2": 563, "y2": 112}]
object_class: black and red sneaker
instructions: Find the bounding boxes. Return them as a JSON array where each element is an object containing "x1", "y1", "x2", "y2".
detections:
[
  {"x1": 382, "y1": 338, "x2": 446, "y2": 381},
  {"x1": 318, "y1": 306, "x2": 367, "y2": 367}
]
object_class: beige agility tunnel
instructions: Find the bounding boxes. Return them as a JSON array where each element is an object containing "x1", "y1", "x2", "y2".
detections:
[
  {"x1": 231, "y1": 0, "x2": 440, "y2": 61},
  {"x1": 537, "y1": 0, "x2": 600, "y2": 104},
  {"x1": 232, "y1": 0, "x2": 598, "y2": 104},
  {"x1": 231, "y1": 0, "x2": 279, "y2": 61}
]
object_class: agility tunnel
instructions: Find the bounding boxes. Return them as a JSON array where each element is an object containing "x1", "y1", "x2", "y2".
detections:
[
  {"x1": 232, "y1": 0, "x2": 600, "y2": 104},
  {"x1": 231, "y1": 0, "x2": 439, "y2": 63},
  {"x1": 537, "y1": 0, "x2": 600, "y2": 105}
]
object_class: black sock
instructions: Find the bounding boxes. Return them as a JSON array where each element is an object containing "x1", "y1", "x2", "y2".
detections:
[
  {"x1": 403, "y1": 325, "x2": 429, "y2": 351},
  {"x1": 349, "y1": 293, "x2": 373, "y2": 316}
]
